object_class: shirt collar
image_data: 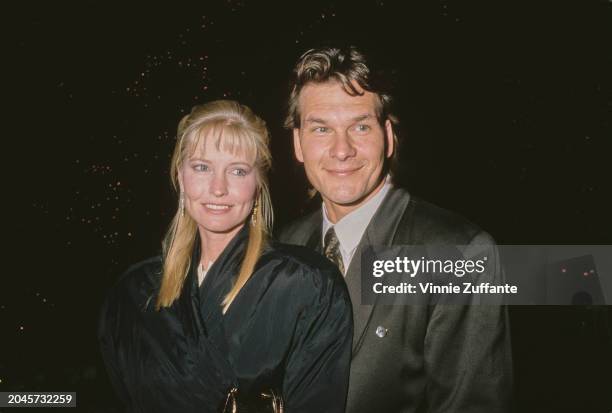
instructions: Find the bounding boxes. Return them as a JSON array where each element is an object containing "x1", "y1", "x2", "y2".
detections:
[{"x1": 322, "y1": 177, "x2": 392, "y2": 257}]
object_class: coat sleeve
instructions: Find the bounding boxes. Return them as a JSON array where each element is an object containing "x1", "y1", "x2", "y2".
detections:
[
  {"x1": 281, "y1": 266, "x2": 353, "y2": 413},
  {"x1": 423, "y1": 232, "x2": 513, "y2": 413}
]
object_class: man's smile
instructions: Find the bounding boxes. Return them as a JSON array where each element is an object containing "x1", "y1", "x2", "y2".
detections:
[{"x1": 324, "y1": 165, "x2": 363, "y2": 176}]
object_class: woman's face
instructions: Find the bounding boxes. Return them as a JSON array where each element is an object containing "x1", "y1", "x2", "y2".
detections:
[{"x1": 179, "y1": 136, "x2": 258, "y2": 237}]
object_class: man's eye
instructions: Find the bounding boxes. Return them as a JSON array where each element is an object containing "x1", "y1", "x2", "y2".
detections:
[
  {"x1": 231, "y1": 168, "x2": 248, "y2": 177},
  {"x1": 355, "y1": 124, "x2": 371, "y2": 133},
  {"x1": 193, "y1": 164, "x2": 209, "y2": 172},
  {"x1": 313, "y1": 126, "x2": 329, "y2": 134}
]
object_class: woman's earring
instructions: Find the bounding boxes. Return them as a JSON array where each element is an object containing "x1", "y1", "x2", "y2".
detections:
[
  {"x1": 179, "y1": 191, "x2": 185, "y2": 218},
  {"x1": 251, "y1": 200, "x2": 258, "y2": 226}
]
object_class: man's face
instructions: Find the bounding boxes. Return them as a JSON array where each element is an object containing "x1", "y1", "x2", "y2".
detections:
[{"x1": 293, "y1": 81, "x2": 394, "y2": 219}]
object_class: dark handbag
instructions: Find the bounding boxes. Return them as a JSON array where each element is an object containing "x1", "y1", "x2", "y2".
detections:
[{"x1": 220, "y1": 387, "x2": 284, "y2": 413}]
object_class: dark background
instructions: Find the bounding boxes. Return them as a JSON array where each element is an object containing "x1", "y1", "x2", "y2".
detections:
[{"x1": 3, "y1": 1, "x2": 611, "y2": 412}]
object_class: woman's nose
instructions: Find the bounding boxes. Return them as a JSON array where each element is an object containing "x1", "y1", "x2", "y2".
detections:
[{"x1": 209, "y1": 173, "x2": 228, "y2": 197}]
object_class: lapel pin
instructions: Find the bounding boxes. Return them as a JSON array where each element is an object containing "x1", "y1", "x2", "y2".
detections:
[{"x1": 375, "y1": 326, "x2": 388, "y2": 338}]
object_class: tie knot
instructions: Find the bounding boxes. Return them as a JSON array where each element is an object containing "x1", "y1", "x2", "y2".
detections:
[
  {"x1": 324, "y1": 227, "x2": 345, "y2": 274},
  {"x1": 324, "y1": 227, "x2": 339, "y2": 248}
]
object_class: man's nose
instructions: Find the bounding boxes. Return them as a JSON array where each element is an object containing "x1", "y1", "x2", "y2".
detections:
[
  {"x1": 329, "y1": 131, "x2": 356, "y2": 161},
  {"x1": 209, "y1": 173, "x2": 228, "y2": 197}
]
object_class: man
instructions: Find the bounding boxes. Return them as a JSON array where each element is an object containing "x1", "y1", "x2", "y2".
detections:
[{"x1": 278, "y1": 46, "x2": 513, "y2": 413}]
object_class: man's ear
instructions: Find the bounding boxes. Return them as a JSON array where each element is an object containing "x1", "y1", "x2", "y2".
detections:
[
  {"x1": 384, "y1": 119, "x2": 395, "y2": 159},
  {"x1": 293, "y1": 128, "x2": 304, "y2": 163}
]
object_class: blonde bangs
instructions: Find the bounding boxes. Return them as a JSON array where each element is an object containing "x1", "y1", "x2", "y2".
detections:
[{"x1": 184, "y1": 120, "x2": 258, "y2": 165}]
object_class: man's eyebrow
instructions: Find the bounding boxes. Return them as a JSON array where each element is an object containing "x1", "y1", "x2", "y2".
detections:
[
  {"x1": 304, "y1": 114, "x2": 375, "y2": 124},
  {"x1": 352, "y1": 114, "x2": 374, "y2": 122},
  {"x1": 304, "y1": 117, "x2": 328, "y2": 124}
]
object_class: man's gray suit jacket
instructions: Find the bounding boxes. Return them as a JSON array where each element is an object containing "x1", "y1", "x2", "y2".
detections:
[{"x1": 278, "y1": 186, "x2": 513, "y2": 413}]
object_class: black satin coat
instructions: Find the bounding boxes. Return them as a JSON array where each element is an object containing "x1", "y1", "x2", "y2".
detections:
[{"x1": 98, "y1": 226, "x2": 353, "y2": 413}]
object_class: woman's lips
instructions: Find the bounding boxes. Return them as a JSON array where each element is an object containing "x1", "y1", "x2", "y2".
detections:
[{"x1": 202, "y1": 203, "x2": 232, "y2": 214}]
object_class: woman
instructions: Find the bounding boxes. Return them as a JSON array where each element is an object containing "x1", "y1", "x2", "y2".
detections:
[{"x1": 98, "y1": 100, "x2": 353, "y2": 412}]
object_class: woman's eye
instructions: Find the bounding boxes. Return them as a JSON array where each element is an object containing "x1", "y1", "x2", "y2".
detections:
[{"x1": 193, "y1": 164, "x2": 209, "y2": 172}]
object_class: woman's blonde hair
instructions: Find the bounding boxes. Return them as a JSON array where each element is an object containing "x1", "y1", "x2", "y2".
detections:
[{"x1": 156, "y1": 100, "x2": 273, "y2": 313}]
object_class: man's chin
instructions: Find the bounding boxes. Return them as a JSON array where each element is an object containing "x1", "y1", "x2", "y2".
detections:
[
  {"x1": 321, "y1": 181, "x2": 383, "y2": 209},
  {"x1": 323, "y1": 190, "x2": 366, "y2": 208}
]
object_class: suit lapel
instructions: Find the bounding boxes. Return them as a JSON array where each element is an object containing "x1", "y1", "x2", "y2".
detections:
[
  {"x1": 301, "y1": 213, "x2": 368, "y2": 352},
  {"x1": 290, "y1": 188, "x2": 411, "y2": 353},
  {"x1": 304, "y1": 218, "x2": 323, "y2": 254},
  {"x1": 344, "y1": 186, "x2": 412, "y2": 353},
  {"x1": 343, "y1": 236, "x2": 370, "y2": 353}
]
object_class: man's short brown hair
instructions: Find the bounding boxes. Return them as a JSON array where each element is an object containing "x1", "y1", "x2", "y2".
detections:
[{"x1": 285, "y1": 46, "x2": 397, "y2": 129}]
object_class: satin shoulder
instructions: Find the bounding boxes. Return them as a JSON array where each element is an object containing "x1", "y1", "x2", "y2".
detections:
[{"x1": 105, "y1": 256, "x2": 163, "y2": 312}]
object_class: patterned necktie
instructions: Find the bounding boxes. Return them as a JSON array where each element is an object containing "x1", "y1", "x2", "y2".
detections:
[{"x1": 324, "y1": 227, "x2": 345, "y2": 275}]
